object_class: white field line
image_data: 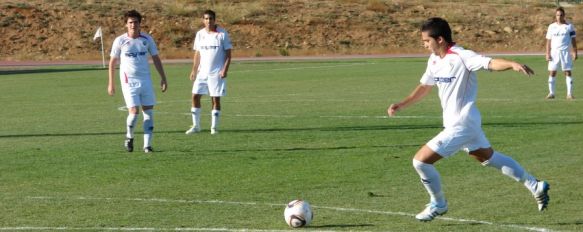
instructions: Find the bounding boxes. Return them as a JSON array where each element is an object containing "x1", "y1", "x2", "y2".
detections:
[
  {"x1": 0, "y1": 227, "x2": 344, "y2": 232},
  {"x1": 117, "y1": 106, "x2": 579, "y2": 120},
  {"x1": 22, "y1": 196, "x2": 556, "y2": 232},
  {"x1": 230, "y1": 62, "x2": 373, "y2": 73}
]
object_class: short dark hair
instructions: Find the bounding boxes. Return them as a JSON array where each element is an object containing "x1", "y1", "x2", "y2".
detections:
[
  {"x1": 421, "y1": 17, "x2": 453, "y2": 43},
  {"x1": 556, "y1": 7, "x2": 565, "y2": 15},
  {"x1": 124, "y1": 10, "x2": 142, "y2": 23},
  {"x1": 203, "y1": 10, "x2": 216, "y2": 19}
]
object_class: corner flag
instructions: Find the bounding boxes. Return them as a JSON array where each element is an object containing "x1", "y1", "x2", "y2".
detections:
[
  {"x1": 93, "y1": 27, "x2": 102, "y2": 41},
  {"x1": 93, "y1": 26, "x2": 105, "y2": 68}
]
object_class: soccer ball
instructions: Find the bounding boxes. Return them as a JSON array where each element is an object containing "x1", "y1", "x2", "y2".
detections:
[{"x1": 284, "y1": 199, "x2": 313, "y2": 228}]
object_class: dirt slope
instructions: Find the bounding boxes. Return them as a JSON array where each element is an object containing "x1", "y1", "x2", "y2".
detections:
[{"x1": 1, "y1": 0, "x2": 581, "y2": 61}]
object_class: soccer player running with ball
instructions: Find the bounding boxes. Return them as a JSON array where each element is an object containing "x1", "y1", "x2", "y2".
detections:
[
  {"x1": 387, "y1": 17, "x2": 550, "y2": 222},
  {"x1": 108, "y1": 10, "x2": 168, "y2": 153},
  {"x1": 185, "y1": 10, "x2": 232, "y2": 135},
  {"x1": 545, "y1": 7, "x2": 577, "y2": 100}
]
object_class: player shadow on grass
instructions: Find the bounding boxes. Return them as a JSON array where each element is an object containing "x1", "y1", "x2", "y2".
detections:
[
  {"x1": 309, "y1": 224, "x2": 374, "y2": 229},
  {"x1": 0, "y1": 67, "x2": 104, "y2": 75},
  {"x1": 211, "y1": 120, "x2": 583, "y2": 134},
  {"x1": 0, "y1": 131, "x2": 126, "y2": 138},
  {"x1": 3, "y1": 120, "x2": 581, "y2": 139}
]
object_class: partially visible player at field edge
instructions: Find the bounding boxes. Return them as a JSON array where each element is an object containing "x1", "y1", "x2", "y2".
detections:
[
  {"x1": 185, "y1": 9, "x2": 232, "y2": 135},
  {"x1": 387, "y1": 17, "x2": 550, "y2": 222},
  {"x1": 545, "y1": 7, "x2": 577, "y2": 100},
  {"x1": 108, "y1": 10, "x2": 168, "y2": 153}
]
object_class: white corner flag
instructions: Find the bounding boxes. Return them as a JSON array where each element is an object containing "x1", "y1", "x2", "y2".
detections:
[
  {"x1": 93, "y1": 27, "x2": 105, "y2": 68},
  {"x1": 93, "y1": 27, "x2": 102, "y2": 41}
]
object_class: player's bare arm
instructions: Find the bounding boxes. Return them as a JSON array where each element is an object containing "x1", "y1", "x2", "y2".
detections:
[
  {"x1": 489, "y1": 59, "x2": 535, "y2": 76},
  {"x1": 572, "y1": 38, "x2": 578, "y2": 60},
  {"x1": 107, "y1": 57, "x2": 118, "y2": 96},
  {"x1": 190, "y1": 51, "x2": 200, "y2": 81},
  {"x1": 220, "y1": 49, "x2": 232, "y2": 79},
  {"x1": 388, "y1": 84, "x2": 432, "y2": 117},
  {"x1": 151, "y1": 55, "x2": 168, "y2": 92},
  {"x1": 545, "y1": 39, "x2": 552, "y2": 61}
]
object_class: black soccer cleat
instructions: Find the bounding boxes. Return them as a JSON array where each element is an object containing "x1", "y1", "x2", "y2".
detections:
[
  {"x1": 124, "y1": 138, "x2": 134, "y2": 152},
  {"x1": 144, "y1": 146, "x2": 154, "y2": 153}
]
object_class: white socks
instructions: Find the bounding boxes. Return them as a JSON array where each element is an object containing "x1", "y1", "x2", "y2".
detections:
[
  {"x1": 413, "y1": 159, "x2": 446, "y2": 206},
  {"x1": 482, "y1": 152, "x2": 538, "y2": 194},
  {"x1": 549, "y1": 76, "x2": 575, "y2": 96},
  {"x1": 126, "y1": 113, "x2": 138, "y2": 139},
  {"x1": 191, "y1": 107, "x2": 201, "y2": 128},
  {"x1": 566, "y1": 76, "x2": 573, "y2": 96},
  {"x1": 191, "y1": 108, "x2": 221, "y2": 131},
  {"x1": 143, "y1": 109, "x2": 154, "y2": 148},
  {"x1": 211, "y1": 109, "x2": 220, "y2": 130},
  {"x1": 548, "y1": 76, "x2": 555, "y2": 95}
]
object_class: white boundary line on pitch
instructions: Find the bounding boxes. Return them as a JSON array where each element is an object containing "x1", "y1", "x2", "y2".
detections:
[
  {"x1": 230, "y1": 62, "x2": 374, "y2": 73},
  {"x1": 21, "y1": 196, "x2": 555, "y2": 232},
  {"x1": 0, "y1": 227, "x2": 343, "y2": 232},
  {"x1": 117, "y1": 106, "x2": 435, "y2": 119},
  {"x1": 116, "y1": 107, "x2": 579, "y2": 121}
]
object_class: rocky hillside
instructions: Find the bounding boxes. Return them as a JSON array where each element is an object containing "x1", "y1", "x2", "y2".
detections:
[{"x1": 1, "y1": 0, "x2": 581, "y2": 61}]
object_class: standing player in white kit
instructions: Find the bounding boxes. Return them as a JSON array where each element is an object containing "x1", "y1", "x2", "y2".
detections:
[
  {"x1": 185, "y1": 10, "x2": 232, "y2": 135},
  {"x1": 387, "y1": 17, "x2": 550, "y2": 222},
  {"x1": 545, "y1": 7, "x2": 577, "y2": 100},
  {"x1": 108, "y1": 10, "x2": 168, "y2": 153}
]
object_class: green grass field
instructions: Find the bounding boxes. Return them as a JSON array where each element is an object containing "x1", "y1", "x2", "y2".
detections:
[{"x1": 0, "y1": 56, "x2": 582, "y2": 231}]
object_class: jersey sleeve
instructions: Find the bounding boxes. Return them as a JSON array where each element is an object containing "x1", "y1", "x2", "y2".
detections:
[
  {"x1": 460, "y1": 49, "x2": 492, "y2": 72},
  {"x1": 420, "y1": 58, "x2": 435, "y2": 85},
  {"x1": 110, "y1": 37, "x2": 121, "y2": 58},
  {"x1": 223, "y1": 31, "x2": 233, "y2": 50},
  {"x1": 570, "y1": 24, "x2": 576, "y2": 38},
  {"x1": 193, "y1": 31, "x2": 200, "y2": 51},
  {"x1": 147, "y1": 35, "x2": 159, "y2": 56},
  {"x1": 546, "y1": 24, "x2": 553, "y2": 40}
]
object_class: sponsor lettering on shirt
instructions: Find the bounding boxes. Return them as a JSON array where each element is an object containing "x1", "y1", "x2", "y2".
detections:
[
  {"x1": 125, "y1": 52, "x2": 147, "y2": 58},
  {"x1": 434, "y1": 76, "x2": 456, "y2": 83},
  {"x1": 200, "y1": 45, "x2": 219, "y2": 50}
]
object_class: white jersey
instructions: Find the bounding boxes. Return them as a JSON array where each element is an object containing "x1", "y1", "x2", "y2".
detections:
[
  {"x1": 420, "y1": 45, "x2": 492, "y2": 129},
  {"x1": 546, "y1": 22, "x2": 576, "y2": 51},
  {"x1": 110, "y1": 32, "x2": 159, "y2": 81},
  {"x1": 193, "y1": 27, "x2": 232, "y2": 75}
]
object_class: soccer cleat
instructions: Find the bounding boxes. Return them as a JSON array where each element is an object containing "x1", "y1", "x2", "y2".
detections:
[
  {"x1": 211, "y1": 128, "x2": 218, "y2": 135},
  {"x1": 415, "y1": 202, "x2": 448, "y2": 222},
  {"x1": 567, "y1": 95, "x2": 575, "y2": 100},
  {"x1": 124, "y1": 138, "x2": 134, "y2": 152},
  {"x1": 545, "y1": 94, "x2": 555, "y2": 99},
  {"x1": 185, "y1": 126, "x2": 201, "y2": 134},
  {"x1": 144, "y1": 146, "x2": 154, "y2": 153},
  {"x1": 533, "y1": 180, "x2": 550, "y2": 211}
]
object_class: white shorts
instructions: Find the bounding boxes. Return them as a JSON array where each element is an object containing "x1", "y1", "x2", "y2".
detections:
[
  {"x1": 121, "y1": 79, "x2": 156, "y2": 108},
  {"x1": 548, "y1": 49, "x2": 573, "y2": 71},
  {"x1": 192, "y1": 72, "x2": 226, "y2": 97},
  {"x1": 426, "y1": 126, "x2": 491, "y2": 157}
]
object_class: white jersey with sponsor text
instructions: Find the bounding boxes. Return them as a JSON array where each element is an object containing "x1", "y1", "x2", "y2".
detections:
[
  {"x1": 193, "y1": 27, "x2": 232, "y2": 75},
  {"x1": 110, "y1": 32, "x2": 159, "y2": 81},
  {"x1": 546, "y1": 22, "x2": 576, "y2": 51},
  {"x1": 420, "y1": 45, "x2": 492, "y2": 129}
]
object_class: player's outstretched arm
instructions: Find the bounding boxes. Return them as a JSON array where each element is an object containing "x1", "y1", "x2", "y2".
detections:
[
  {"x1": 388, "y1": 84, "x2": 432, "y2": 117},
  {"x1": 151, "y1": 55, "x2": 168, "y2": 92},
  {"x1": 489, "y1": 59, "x2": 535, "y2": 76},
  {"x1": 107, "y1": 57, "x2": 118, "y2": 96}
]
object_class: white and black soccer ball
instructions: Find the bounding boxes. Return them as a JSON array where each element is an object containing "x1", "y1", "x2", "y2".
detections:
[{"x1": 284, "y1": 199, "x2": 313, "y2": 228}]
